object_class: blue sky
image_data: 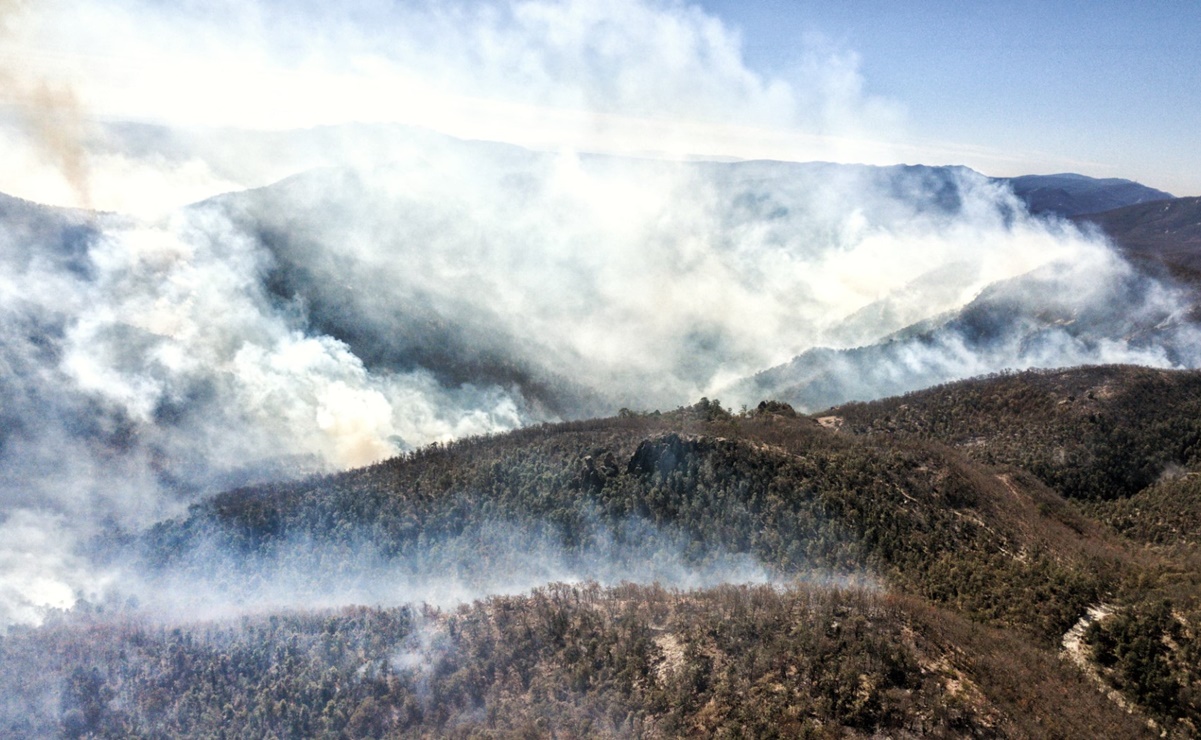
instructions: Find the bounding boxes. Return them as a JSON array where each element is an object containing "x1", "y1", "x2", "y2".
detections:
[{"x1": 700, "y1": 0, "x2": 1201, "y2": 194}]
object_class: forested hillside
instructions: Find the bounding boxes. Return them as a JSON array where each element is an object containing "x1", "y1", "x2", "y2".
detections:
[
  {"x1": 1, "y1": 584, "x2": 1152, "y2": 738},
  {"x1": 4, "y1": 368, "x2": 1201, "y2": 736},
  {"x1": 143, "y1": 403, "x2": 1123, "y2": 641},
  {"x1": 4, "y1": 0, "x2": 1200, "y2": 736},
  {"x1": 830, "y1": 365, "x2": 1201, "y2": 502}
]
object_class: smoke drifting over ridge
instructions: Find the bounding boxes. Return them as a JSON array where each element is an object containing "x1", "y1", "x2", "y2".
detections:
[
  {"x1": 0, "y1": 0, "x2": 901, "y2": 214},
  {"x1": 732, "y1": 231, "x2": 1201, "y2": 410},
  {"x1": 1, "y1": 0, "x2": 1199, "y2": 628},
  {"x1": 5, "y1": 138, "x2": 1198, "y2": 627},
  {"x1": 123, "y1": 515, "x2": 779, "y2": 624}
]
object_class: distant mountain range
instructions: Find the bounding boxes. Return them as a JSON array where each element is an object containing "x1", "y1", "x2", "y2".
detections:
[
  {"x1": 3, "y1": 150, "x2": 1198, "y2": 511},
  {"x1": 200, "y1": 156, "x2": 1192, "y2": 416},
  {"x1": 1002, "y1": 172, "x2": 1172, "y2": 217}
]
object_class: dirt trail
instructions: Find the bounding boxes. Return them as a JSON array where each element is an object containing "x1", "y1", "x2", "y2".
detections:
[
  {"x1": 1061, "y1": 604, "x2": 1159, "y2": 732},
  {"x1": 1061, "y1": 604, "x2": 1112, "y2": 672},
  {"x1": 994, "y1": 473, "x2": 1023, "y2": 500},
  {"x1": 653, "y1": 632, "x2": 685, "y2": 682},
  {"x1": 816, "y1": 416, "x2": 843, "y2": 431}
]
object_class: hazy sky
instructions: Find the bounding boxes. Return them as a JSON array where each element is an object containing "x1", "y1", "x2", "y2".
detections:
[{"x1": 1, "y1": 0, "x2": 1198, "y2": 209}]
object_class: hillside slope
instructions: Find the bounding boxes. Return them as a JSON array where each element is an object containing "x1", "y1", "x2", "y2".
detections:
[
  {"x1": 138, "y1": 406, "x2": 1126, "y2": 640},
  {"x1": 1075, "y1": 196, "x2": 1201, "y2": 280},
  {"x1": 726, "y1": 261, "x2": 1201, "y2": 413},
  {"x1": 2, "y1": 583, "x2": 1154, "y2": 738},
  {"x1": 825, "y1": 366, "x2": 1201, "y2": 733},
  {"x1": 829, "y1": 365, "x2": 1201, "y2": 502},
  {"x1": 6, "y1": 369, "x2": 1201, "y2": 735}
]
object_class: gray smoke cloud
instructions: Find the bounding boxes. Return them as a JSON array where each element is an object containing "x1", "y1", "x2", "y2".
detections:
[
  {"x1": 0, "y1": 0, "x2": 1197, "y2": 629},
  {"x1": 115, "y1": 514, "x2": 780, "y2": 624},
  {"x1": 194, "y1": 149, "x2": 1112, "y2": 411}
]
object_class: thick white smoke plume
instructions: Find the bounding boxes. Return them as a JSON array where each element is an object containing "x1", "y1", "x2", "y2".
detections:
[
  {"x1": 7, "y1": 139, "x2": 1192, "y2": 628},
  {"x1": 0, "y1": 0, "x2": 1197, "y2": 628},
  {"x1": 0, "y1": 0, "x2": 904, "y2": 214}
]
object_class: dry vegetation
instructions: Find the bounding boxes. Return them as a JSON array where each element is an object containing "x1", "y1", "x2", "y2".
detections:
[
  {"x1": 4, "y1": 366, "x2": 1201, "y2": 736},
  {"x1": 0, "y1": 583, "x2": 1156, "y2": 738}
]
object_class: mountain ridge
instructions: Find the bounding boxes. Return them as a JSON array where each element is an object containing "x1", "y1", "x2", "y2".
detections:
[{"x1": 1004, "y1": 172, "x2": 1173, "y2": 217}]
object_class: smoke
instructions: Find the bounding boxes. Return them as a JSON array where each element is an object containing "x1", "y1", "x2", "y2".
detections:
[
  {"x1": 0, "y1": 0, "x2": 902, "y2": 213},
  {"x1": 196, "y1": 151, "x2": 1126, "y2": 412},
  {"x1": 6, "y1": 146, "x2": 1183, "y2": 628},
  {"x1": 114, "y1": 514, "x2": 777, "y2": 624},
  {"x1": 1, "y1": 0, "x2": 1198, "y2": 629},
  {"x1": 0, "y1": 510, "x2": 111, "y2": 627},
  {"x1": 0, "y1": 0, "x2": 94, "y2": 209},
  {"x1": 732, "y1": 233, "x2": 1201, "y2": 410}
]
